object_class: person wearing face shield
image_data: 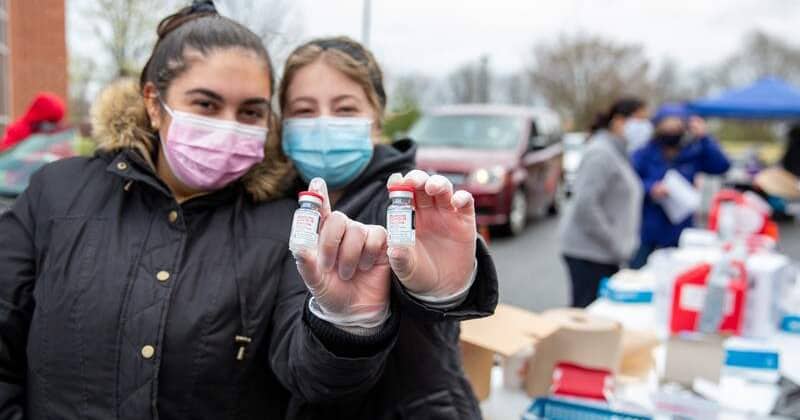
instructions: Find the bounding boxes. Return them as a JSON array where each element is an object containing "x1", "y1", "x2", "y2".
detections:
[
  {"x1": 629, "y1": 104, "x2": 731, "y2": 269},
  {"x1": 278, "y1": 37, "x2": 499, "y2": 419},
  {"x1": 560, "y1": 98, "x2": 645, "y2": 308}
]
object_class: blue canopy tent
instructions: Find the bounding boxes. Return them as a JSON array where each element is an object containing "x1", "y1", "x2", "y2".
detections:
[{"x1": 687, "y1": 77, "x2": 800, "y2": 120}]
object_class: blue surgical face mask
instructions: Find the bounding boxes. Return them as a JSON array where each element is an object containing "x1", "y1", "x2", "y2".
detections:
[{"x1": 282, "y1": 117, "x2": 374, "y2": 190}]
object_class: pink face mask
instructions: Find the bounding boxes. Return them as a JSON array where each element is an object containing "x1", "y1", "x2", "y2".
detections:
[{"x1": 161, "y1": 103, "x2": 267, "y2": 191}]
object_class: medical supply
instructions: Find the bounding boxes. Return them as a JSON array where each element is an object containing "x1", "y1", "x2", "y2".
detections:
[
  {"x1": 387, "y1": 185, "x2": 415, "y2": 246},
  {"x1": 598, "y1": 270, "x2": 654, "y2": 304},
  {"x1": 289, "y1": 191, "x2": 323, "y2": 253},
  {"x1": 780, "y1": 273, "x2": 800, "y2": 334},
  {"x1": 670, "y1": 260, "x2": 747, "y2": 335},
  {"x1": 724, "y1": 337, "x2": 781, "y2": 384}
]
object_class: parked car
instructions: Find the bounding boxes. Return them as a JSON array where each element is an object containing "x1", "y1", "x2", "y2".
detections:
[
  {"x1": 0, "y1": 129, "x2": 80, "y2": 209},
  {"x1": 562, "y1": 131, "x2": 588, "y2": 197},
  {"x1": 410, "y1": 105, "x2": 563, "y2": 236}
]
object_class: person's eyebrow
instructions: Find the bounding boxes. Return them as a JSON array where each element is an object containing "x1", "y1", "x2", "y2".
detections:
[
  {"x1": 184, "y1": 88, "x2": 224, "y2": 102},
  {"x1": 241, "y1": 97, "x2": 271, "y2": 107},
  {"x1": 332, "y1": 94, "x2": 360, "y2": 103},
  {"x1": 288, "y1": 96, "x2": 317, "y2": 106}
]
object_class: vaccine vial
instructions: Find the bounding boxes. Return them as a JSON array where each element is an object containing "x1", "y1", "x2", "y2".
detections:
[
  {"x1": 289, "y1": 191, "x2": 324, "y2": 253},
  {"x1": 387, "y1": 185, "x2": 415, "y2": 247}
]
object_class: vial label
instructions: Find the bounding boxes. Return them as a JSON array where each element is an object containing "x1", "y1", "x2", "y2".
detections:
[
  {"x1": 290, "y1": 208, "x2": 320, "y2": 252},
  {"x1": 387, "y1": 208, "x2": 415, "y2": 246}
]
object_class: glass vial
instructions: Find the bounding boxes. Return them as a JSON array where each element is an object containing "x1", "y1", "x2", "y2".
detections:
[
  {"x1": 387, "y1": 185, "x2": 415, "y2": 247},
  {"x1": 289, "y1": 191, "x2": 324, "y2": 253}
]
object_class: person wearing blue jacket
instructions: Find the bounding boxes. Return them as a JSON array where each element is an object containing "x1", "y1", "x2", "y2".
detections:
[{"x1": 630, "y1": 104, "x2": 731, "y2": 268}]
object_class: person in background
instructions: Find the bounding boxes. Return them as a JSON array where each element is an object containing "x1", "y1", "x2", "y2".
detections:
[
  {"x1": 623, "y1": 103, "x2": 653, "y2": 154},
  {"x1": 630, "y1": 104, "x2": 731, "y2": 268},
  {"x1": 0, "y1": 93, "x2": 66, "y2": 153},
  {"x1": 560, "y1": 98, "x2": 645, "y2": 308},
  {"x1": 780, "y1": 122, "x2": 800, "y2": 178},
  {"x1": 278, "y1": 36, "x2": 498, "y2": 419}
]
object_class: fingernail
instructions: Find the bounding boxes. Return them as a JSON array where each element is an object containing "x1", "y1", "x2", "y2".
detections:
[
  {"x1": 340, "y1": 265, "x2": 355, "y2": 280},
  {"x1": 388, "y1": 173, "x2": 402, "y2": 185},
  {"x1": 309, "y1": 178, "x2": 324, "y2": 191}
]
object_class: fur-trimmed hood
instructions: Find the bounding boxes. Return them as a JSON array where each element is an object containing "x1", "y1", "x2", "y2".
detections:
[{"x1": 91, "y1": 78, "x2": 293, "y2": 202}]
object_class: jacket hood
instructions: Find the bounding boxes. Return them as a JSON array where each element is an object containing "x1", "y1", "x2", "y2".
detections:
[{"x1": 91, "y1": 78, "x2": 292, "y2": 202}]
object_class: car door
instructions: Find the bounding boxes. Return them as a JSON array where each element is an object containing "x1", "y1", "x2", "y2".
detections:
[{"x1": 522, "y1": 118, "x2": 563, "y2": 217}]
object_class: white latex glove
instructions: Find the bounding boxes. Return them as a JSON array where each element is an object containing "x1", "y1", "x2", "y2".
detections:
[
  {"x1": 293, "y1": 178, "x2": 392, "y2": 329},
  {"x1": 386, "y1": 170, "x2": 478, "y2": 298}
]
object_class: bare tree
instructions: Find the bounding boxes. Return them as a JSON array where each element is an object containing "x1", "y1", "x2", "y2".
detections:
[
  {"x1": 68, "y1": 54, "x2": 98, "y2": 123},
  {"x1": 388, "y1": 73, "x2": 433, "y2": 111},
  {"x1": 649, "y1": 59, "x2": 696, "y2": 104},
  {"x1": 84, "y1": 0, "x2": 163, "y2": 78},
  {"x1": 528, "y1": 34, "x2": 651, "y2": 130},
  {"x1": 446, "y1": 55, "x2": 492, "y2": 104},
  {"x1": 713, "y1": 30, "x2": 800, "y2": 88},
  {"x1": 216, "y1": 0, "x2": 304, "y2": 73}
]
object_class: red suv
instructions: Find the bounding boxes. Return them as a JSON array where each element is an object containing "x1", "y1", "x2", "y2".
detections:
[{"x1": 410, "y1": 105, "x2": 563, "y2": 236}]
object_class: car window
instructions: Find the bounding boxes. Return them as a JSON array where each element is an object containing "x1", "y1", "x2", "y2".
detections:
[
  {"x1": 409, "y1": 115, "x2": 522, "y2": 150},
  {"x1": 0, "y1": 129, "x2": 78, "y2": 196}
]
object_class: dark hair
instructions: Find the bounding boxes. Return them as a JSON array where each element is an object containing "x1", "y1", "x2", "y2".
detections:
[
  {"x1": 589, "y1": 97, "x2": 646, "y2": 134},
  {"x1": 139, "y1": 0, "x2": 274, "y2": 98},
  {"x1": 782, "y1": 122, "x2": 800, "y2": 177}
]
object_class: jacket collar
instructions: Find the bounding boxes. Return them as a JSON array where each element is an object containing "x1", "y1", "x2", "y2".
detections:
[{"x1": 105, "y1": 148, "x2": 243, "y2": 208}]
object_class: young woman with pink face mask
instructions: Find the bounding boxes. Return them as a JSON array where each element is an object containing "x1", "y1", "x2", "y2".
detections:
[{"x1": 0, "y1": 2, "x2": 408, "y2": 419}]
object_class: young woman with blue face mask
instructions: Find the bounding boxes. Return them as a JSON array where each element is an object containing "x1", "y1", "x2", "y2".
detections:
[
  {"x1": 279, "y1": 36, "x2": 499, "y2": 420},
  {"x1": 0, "y1": 3, "x2": 407, "y2": 419}
]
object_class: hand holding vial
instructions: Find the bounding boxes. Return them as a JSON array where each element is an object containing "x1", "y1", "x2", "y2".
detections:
[
  {"x1": 291, "y1": 178, "x2": 391, "y2": 328},
  {"x1": 385, "y1": 170, "x2": 478, "y2": 298}
]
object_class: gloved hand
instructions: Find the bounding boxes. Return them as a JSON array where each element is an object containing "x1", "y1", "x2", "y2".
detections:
[
  {"x1": 386, "y1": 170, "x2": 478, "y2": 299},
  {"x1": 293, "y1": 178, "x2": 392, "y2": 329}
]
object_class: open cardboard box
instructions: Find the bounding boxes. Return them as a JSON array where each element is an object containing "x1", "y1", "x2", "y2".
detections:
[
  {"x1": 461, "y1": 304, "x2": 657, "y2": 400},
  {"x1": 460, "y1": 304, "x2": 559, "y2": 400}
]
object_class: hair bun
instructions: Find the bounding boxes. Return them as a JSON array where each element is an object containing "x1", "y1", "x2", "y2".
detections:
[{"x1": 190, "y1": 0, "x2": 217, "y2": 14}]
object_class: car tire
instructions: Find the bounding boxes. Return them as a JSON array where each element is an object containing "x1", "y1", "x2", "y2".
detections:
[{"x1": 498, "y1": 188, "x2": 528, "y2": 236}]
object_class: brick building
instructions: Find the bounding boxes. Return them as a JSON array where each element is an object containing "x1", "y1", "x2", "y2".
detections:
[{"x1": 0, "y1": 0, "x2": 68, "y2": 134}]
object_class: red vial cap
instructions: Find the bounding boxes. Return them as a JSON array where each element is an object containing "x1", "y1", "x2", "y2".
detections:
[
  {"x1": 298, "y1": 191, "x2": 324, "y2": 202},
  {"x1": 388, "y1": 185, "x2": 415, "y2": 193}
]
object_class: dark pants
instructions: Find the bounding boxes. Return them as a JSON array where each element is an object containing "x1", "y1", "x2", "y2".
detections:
[
  {"x1": 563, "y1": 255, "x2": 619, "y2": 308},
  {"x1": 629, "y1": 242, "x2": 659, "y2": 270}
]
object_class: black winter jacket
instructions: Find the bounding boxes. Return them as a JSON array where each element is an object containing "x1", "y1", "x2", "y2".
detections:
[
  {"x1": 0, "y1": 149, "x2": 400, "y2": 420},
  {"x1": 288, "y1": 139, "x2": 499, "y2": 420}
]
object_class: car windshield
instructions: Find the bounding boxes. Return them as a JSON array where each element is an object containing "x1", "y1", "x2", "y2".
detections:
[
  {"x1": 409, "y1": 114, "x2": 522, "y2": 150},
  {"x1": 0, "y1": 129, "x2": 80, "y2": 196}
]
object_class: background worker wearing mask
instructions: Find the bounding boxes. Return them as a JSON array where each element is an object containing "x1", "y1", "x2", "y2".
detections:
[
  {"x1": 560, "y1": 98, "x2": 645, "y2": 308},
  {"x1": 279, "y1": 36, "x2": 498, "y2": 419},
  {"x1": 630, "y1": 104, "x2": 731, "y2": 268}
]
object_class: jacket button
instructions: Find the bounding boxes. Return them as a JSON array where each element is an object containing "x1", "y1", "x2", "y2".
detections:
[
  {"x1": 168, "y1": 210, "x2": 178, "y2": 223},
  {"x1": 116, "y1": 162, "x2": 128, "y2": 171},
  {"x1": 141, "y1": 345, "x2": 155, "y2": 359},
  {"x1": 156, "y1": 271, "x2": 170, "y2": 282}
]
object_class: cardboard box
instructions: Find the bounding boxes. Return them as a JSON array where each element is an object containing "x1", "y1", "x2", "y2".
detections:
[
  {"x1": 459, "y1": 304, "x2": 625, "y2": 400},
  {"x1": 459, "y1": 304, "x2": 559, "y2": 400},
  {"x1": 525, "y1": 309, "x2": 623, "y2": 397},
  {"x1": 663, "y1": 334, "x2": 725, "y2": 386}
]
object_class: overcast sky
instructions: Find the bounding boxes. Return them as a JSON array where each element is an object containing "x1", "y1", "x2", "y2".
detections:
[{"x1": 295, "y1": 0, "x2": 800, "y2": 78}]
